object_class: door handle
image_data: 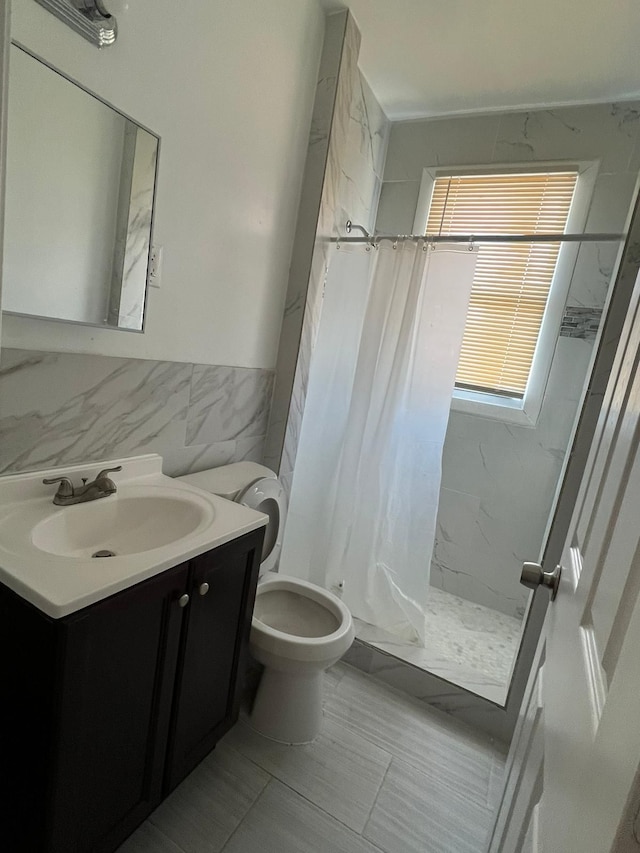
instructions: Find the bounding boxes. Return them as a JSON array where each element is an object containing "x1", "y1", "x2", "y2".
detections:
[
  {"x1": 177, "y1": 593, "x2": 190, "y2": 608},
  {"x1": 520, "y1": 562, "x2": 562, "y2": 600}
]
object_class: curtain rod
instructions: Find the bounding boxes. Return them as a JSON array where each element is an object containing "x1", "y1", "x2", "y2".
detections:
[{"x1": 335, "y1": 220, "x2": 625, "y2": 245}]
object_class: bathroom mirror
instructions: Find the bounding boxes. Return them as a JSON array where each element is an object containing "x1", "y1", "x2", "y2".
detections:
[{"x1": 2, "y1": 44, "x2": 159, "y2": 332}]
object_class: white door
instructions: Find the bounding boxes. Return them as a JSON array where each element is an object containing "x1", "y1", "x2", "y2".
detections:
[{"x1": 489, "y1": 268, "x2": 640, "y2": 853}]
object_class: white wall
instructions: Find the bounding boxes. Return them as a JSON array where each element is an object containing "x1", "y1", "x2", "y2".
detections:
[
  {"x1": 3, "y1": 45, "x2": 123, "y2": 325},
  {"x1": 3, "y1": 0, "x2": 325, "y2": 368}
]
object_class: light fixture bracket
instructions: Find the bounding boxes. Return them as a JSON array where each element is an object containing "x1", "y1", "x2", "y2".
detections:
[{"x1": 34, "y1": 0, "x2": 118, "y2": 48}]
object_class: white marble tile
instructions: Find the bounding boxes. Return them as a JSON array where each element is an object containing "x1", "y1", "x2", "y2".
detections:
[
  {"x1": 162, "y1": 433, "x2": 266, "y2": 479},
  {"x1": 233, "y1": 434, "x2": 266, "y2": 463},
  {"x1": 149, "y1": 742, "x2": 269, "y2": 853},
  {"x1": 375, "y1": 180, "x2": 421, "y2": 234},
  {"x1": 268, "y1": 14, "x2": 391, "y2": 485},
  {"x1": 544, "y1": 336, "x2": 595, "y2": 402},
  {"x1": 222, "y1": 716, "x2": 391, "y2": 832},
  {"x1": 338, "y1": 70, "x2": 390, "y2": 235},
  {"x1": 568, "y1": 242, "x2": 619, "y2": 309},
  {"x1": 435, "y1": 395, "x2": 584, "y2": 617},
  {"x1": 275, "y1": 468, "x2": 293, "y2": 503},
  {"x1": 584, "y1": 171, "x2": 638, "y2": 235},
  {"x1": 494, "y1": 103, "x2": 640, "y2": 172},
  {"x1": 0, "y1": 349, "x2": 191, "y2": 475},
  {"x1": 364, "y1": 758, "x2": 493, "y2": 853},
  {"x1": 161, "y1": 440, "x2": 238, "y2": 478},
  {"x1": 361, "y1": 75, "x2": 389, "y2": 181},
  {"x1": 383, "y1": 114, "x2": 501, "y2": 182},
  {"x1": 0, "y1": 347, "x2": 274, "y2": 479},
  {"x1": 353, "y1": 586, "x2": 522, "y2": 706},
  {"x1": 262, "y1": 13, "x2": 349, "y2": 476},
  {"x1": 186, "y1": 365, "x2": 274, "y2": 446},
  {"x1": 222, "y1": 779, "x2": 383, "y2": 853},
  {"x1": 117, "y1": 128, "x2": 158, "y2": 331}
]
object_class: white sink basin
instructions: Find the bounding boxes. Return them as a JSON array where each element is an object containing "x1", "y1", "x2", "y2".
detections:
[
  {"x1": 31, "y1": 490, "x2": 212, "y2": 559},
  {"x1": 0, "y1": 454, "x2": 268, "y2": 618}
]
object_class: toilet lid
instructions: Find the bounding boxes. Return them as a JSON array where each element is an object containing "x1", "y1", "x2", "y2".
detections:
[{"x1": 237, "y1": 476, "x2": 287, "y2": 574}]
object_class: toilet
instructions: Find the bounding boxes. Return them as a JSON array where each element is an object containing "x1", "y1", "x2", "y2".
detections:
[{"x1": 176, "y1": 462, "x2": 354, "y2": 744}]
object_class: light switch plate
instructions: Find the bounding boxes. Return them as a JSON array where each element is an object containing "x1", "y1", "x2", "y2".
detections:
[{"x1": 148, "y1": 245, "x2": 163, "y2": 289}]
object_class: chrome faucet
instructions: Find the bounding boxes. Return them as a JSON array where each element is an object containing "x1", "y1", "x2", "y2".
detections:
[{"x1": 43, "y1": 466, "x2": 122, "y2": 506}]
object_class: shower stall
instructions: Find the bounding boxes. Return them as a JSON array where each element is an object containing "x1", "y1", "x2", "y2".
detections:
[{"x1": 269, "y1": 39, "x2": 640, "y2": 715}]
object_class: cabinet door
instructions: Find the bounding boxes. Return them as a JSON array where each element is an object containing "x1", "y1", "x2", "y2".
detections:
[
  {"x1": 166, "y1": 530, "x2": 263, "y2": 791},
  {"x1": 48, "y1": 563, "x2": 188, "y2": 853}
]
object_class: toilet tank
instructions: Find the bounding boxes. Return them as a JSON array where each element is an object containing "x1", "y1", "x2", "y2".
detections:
[{"x1": 176, "y1": 461, "x2": 277, "y2": 501}]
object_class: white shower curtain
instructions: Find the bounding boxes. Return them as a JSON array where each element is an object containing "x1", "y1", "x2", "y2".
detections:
[{"x1": 282, "y1": 240, "x2": 478, "y2": 644}]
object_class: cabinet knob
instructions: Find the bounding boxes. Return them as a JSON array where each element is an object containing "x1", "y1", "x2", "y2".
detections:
[
  {"x1": 178, "y1": 593, "x2": 190, "y2": 608},
  {"x1": 198, "y1": 582, "x2": 210, "y2": 597}
]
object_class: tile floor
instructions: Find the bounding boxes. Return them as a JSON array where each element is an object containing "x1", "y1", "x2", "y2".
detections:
[
  {"x1": 118, "y1": 662, "x2": 507, "y2": 853},
  {"x1": 354, "y1": 587, "x2": 523, "y2": 704}
]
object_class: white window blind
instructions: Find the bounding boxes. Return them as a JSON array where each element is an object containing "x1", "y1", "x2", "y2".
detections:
[{"x1": 426, "y1": 171, "x2": 578, "y2": 397}]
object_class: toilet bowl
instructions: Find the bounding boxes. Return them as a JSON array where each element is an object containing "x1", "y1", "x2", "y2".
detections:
[
  {"x1": 250, "y1": 573, "x2": 354, "y2": 743},
  {"x1": 176, "y1": 462, "x2": 354, "y2": 744}
]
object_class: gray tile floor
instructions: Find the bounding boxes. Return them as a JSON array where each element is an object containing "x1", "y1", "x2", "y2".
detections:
[{"x1": 118, "y1": 663, "x2": 507, "y2": 853}]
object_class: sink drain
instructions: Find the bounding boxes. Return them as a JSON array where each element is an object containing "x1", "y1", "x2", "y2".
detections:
[{"x1": 92, "y1": 549, "x2": 117, "y2": 558}]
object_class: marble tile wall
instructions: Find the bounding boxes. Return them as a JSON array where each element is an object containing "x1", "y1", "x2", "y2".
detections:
[
  {"x1": 116, "y1": 128, "x2": 158, "y2": 331},
  {"x1": 262, "y1": 11, "x2": 348, "y2": 478},
  {"x1": 377, "y1": 101, "x2": 640, "y2": 618},
  {"x1": 264, "y1": 10, "x2": 390, "y2": 493},
  {"x1": 0, "y1": 348, "x2": 273, "y2": 476}
]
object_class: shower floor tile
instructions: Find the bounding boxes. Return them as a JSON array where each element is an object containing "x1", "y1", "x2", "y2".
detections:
[{"x1": 353, "y1": 587, "x2": 523, "y2": 704}]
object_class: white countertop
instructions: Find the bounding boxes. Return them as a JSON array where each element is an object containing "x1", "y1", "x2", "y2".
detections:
[{"x1": 0, "y1": 454, "x2": 267, "y2": 619}]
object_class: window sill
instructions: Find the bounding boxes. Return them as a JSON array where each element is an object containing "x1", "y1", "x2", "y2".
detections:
[{"x1": 451, "y1": 389, "x2": 537, "y2": 426}]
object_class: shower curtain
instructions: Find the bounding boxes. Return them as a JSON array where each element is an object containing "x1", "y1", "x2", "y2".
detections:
[{"x1": 282, "y1": 240, "x2": 478, "y2": 644}]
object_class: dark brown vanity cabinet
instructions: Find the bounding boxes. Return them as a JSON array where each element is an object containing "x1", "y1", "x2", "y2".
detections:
[{"x1": 0, "y1": 528, "x2": 263, "y2": 853}]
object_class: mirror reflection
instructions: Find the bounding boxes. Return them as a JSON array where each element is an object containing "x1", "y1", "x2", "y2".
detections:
[{"x1": 2, "y1": 44, "x2": 159, "y2": 331}]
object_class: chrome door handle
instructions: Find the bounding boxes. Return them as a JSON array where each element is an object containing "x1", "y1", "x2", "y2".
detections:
[
  {"x1": 520, "y1": 562, "x2": 562, "y2": 600},
  {"x1": 177, "y1": 593, "x2": 190, "y2": 608},
  {"x1": 198, "y1": 582, "x2": 209, "y2": 596}
]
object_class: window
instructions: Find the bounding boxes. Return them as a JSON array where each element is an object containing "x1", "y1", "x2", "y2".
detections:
[
  {"x1": 425, "y1": 171, "x2": 579, "y2": 402},
  {"x1": 413, "y1": 163, "x2": 598, "y2": 424}
]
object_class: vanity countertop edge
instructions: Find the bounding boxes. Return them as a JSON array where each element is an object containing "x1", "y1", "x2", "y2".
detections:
[{"x1": 0, "y1": 453, "x2": 268, "y2": 619}]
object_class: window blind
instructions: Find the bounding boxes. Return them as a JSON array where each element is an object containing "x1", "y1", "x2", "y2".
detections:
[{"x1": 426, "y1": 171, "x2": 578, "y2": 397}]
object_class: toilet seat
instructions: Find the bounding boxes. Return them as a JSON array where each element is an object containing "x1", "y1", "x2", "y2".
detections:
[{"x1": 237, "y1": 477, "x2": 285, "y2": 573}]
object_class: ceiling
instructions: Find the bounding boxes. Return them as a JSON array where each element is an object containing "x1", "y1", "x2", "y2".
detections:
[{"x1": 318, "y1": 0, "x2": 640, "y2": 120}]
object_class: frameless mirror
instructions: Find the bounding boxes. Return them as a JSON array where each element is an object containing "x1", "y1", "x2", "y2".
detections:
[{"x1": 2, "y1": 44, "x2": 159, "y2": 332}]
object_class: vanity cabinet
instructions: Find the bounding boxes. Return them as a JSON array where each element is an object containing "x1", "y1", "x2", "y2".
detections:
[{"x1": 0, "y1": 528, "x2": 263, "y2": 853}]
